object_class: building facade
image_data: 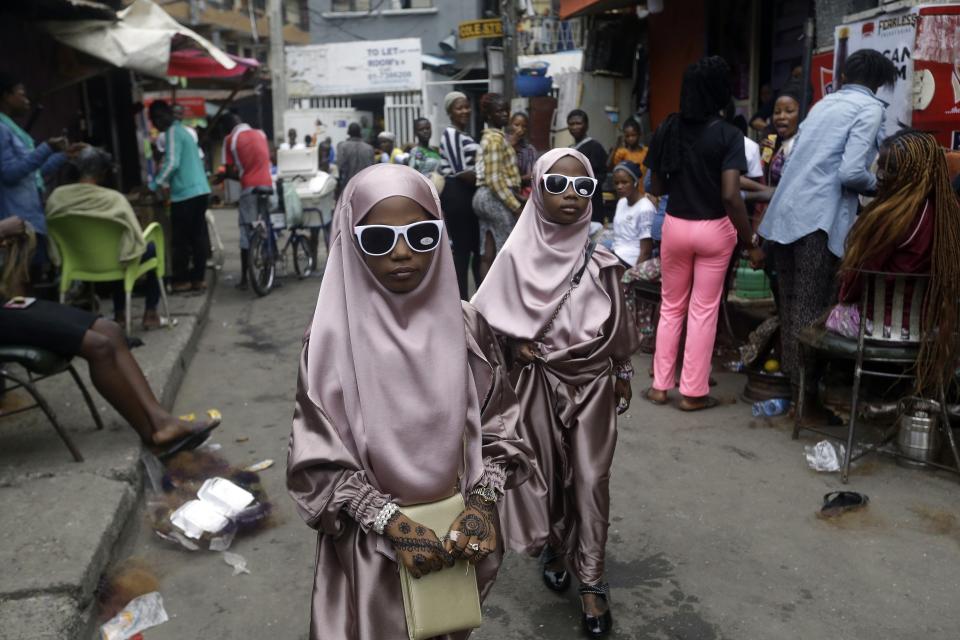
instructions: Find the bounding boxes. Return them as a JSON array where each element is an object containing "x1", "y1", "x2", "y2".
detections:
[{"x1": 162, "y1": 0, "x2": 311, "y2": 61}]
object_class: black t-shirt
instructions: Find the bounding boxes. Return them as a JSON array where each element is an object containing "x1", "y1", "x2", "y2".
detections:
[
  {"x1": 647, "y1": 118, "x2": 746, "y2": 220},
  {"x1": 572, "y1": 138, "x2": 608, "y2": 221}
]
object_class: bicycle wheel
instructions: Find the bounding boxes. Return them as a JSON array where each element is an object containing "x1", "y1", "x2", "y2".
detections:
[
  {"x1": 292, "y1": 233, "x2": 315, "y2": 278},
  {"x1": 247, "y1": 228, "x2": 275, "y2": 297}
]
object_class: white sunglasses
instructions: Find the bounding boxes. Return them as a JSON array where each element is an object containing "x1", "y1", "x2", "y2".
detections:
[
  {"x1": 542, "y1": 174, "x2": 598, "y2": 198},
  {"x1": 353, "y1": 220, "x2": 444, "y2": 256}
]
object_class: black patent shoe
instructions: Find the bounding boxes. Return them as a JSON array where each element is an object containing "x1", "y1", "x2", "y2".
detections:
[
  {"x1": 542, "y1": 565, "x2": 571, "y2": 592},
  {"x1": 579, "y1": 582, "x2": 612, "y2": 637},
  {"x1": 540, "y1": 547, "x2": 571, "y2": 593}
]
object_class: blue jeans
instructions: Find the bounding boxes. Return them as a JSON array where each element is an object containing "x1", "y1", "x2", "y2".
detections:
[{"x1": 113, "y1": 242, "x2": 160, "y2": 313}]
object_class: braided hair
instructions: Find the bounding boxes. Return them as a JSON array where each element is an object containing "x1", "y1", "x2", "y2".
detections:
[
  {"x1": 651, "y1": 56, "x2": 732, "y2": 175},
  {"x1": 840, "y1": 130, "x2": 960, "y2": 393}
]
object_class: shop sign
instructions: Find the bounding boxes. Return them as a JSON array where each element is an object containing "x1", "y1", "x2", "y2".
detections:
[
  {"x1": 458, "y1": 19, "x2": 503, "y2": 40},
  {"x1": 286, "y1": 38, "x2": 422, "y2": 97},
  {"x1": 143, "y1": 96, "x2": 207, "y2": 120}
]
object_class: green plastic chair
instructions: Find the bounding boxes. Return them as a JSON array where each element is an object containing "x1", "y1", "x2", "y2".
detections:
[{"x1": 47, "y1": 216, "x2": 171, "y2": 334}]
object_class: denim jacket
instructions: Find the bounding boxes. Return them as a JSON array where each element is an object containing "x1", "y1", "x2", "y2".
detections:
[
  {"x1": 758, "y1": 84, "x2": 887, "y2": 257},
  {"x1": 0, "y1": 122, "x2": 65, "y2": 235}
]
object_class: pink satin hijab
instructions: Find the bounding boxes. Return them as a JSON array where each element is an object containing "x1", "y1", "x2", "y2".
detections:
[
  {"x1": 471, "y1": 148, "x2": 618, "y2": 344},
  {"x1": 305, "y1": 163, "x2": 479, "y2": 505}
]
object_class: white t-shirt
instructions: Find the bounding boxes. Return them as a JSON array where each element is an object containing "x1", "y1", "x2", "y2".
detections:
[
  {"x1": 743, "y1": 135, "x2": 763, "y2": 179},
  {"x1": 612, "y1": 196, "x2": 656, "y2": 265}
]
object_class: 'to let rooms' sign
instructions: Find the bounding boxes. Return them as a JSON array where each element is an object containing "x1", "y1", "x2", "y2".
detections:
[{"x1": 286, "y1": 38, "x2": 422, "y2": 98}]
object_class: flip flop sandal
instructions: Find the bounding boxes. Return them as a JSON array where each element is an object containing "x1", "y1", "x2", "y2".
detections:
[
  {"x1": 820, "y1": 491, "x2": 869, "y2": 517},
  {"x1": 154, "y1": 421, "x2": 221, "y2": 461},
  {"x1": 644, "y1": 388, "x2": 668, "y2": 406},
  {"x1": 143, "y1": 316, "x2": 179, "y2": 331},
  {"x1": 678, "y1": 396, "x2": 720, "y2": 412},
  {"x1": 153, "y1": 410, "x2": 223, "y2": 461}
]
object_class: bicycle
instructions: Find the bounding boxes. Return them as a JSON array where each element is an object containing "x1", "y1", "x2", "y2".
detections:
[{"x1": 245, "y1": 186, "x2": 315, "y2": 297}]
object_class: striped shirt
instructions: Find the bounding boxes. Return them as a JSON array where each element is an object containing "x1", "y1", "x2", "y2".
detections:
[
  {"x1": 476, "y1": 128, "x2": 522, "y2": 212},
  {"x1": 439, "y1": 126, "x2": 479, "y2": 177}
]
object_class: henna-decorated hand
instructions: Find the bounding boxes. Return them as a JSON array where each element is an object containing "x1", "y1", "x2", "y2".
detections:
[
  {"x1": 513, "y1": 340, "x2": 540, "y2": 365},
  {"x1": 615, "y1": 377, "x2": 632, "y2": 415},
  {"x1": 443, "y1": 493, "x2": 499, "y2": 565},
  {"x1": 385, "y1": 513, "x2": 454, "y2": 579}
]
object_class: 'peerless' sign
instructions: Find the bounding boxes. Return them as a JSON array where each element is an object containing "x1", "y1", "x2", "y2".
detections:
[{"x1": 286, "y1": 38, "x2": 422, "y2": 98}]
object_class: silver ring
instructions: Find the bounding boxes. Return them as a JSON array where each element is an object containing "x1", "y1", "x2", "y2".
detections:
[
  {"x1": 448, "y1": 531, "x2": 462, "y2": 542},
  {"x1": 469, "y1": 543, "x2": 480, "y2": 551}
]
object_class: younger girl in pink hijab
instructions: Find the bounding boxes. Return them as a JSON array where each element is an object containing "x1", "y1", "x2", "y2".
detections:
[
  {"x1": 471, "y1": 148, "x2": 639, "y2": 637},
  {"x1": 287, "y1": 163, "x2": 532, "y2": 640}
]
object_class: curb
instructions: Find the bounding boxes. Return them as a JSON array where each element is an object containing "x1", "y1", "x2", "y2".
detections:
[{"x1": 0, "y1": 273, "x2": 216, "y2": 640}]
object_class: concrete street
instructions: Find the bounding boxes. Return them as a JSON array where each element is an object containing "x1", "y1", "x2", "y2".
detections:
[{"x1": 112, "y1": 210, "x2": 959, "y2": 640}]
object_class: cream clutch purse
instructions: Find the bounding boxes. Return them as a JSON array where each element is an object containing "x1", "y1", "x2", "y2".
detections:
[{"x1": 398, "y1": 493, "x2": 482, "y2": 640}]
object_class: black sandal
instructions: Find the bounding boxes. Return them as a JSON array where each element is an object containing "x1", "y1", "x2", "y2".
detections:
[
  {"x1": 153, "y1": 413, "x2": 222, "y2": 461},
  {"x1": 820, "y1": 491, "x2": 869, "y2": 517},
  {"x1": 540, "y1": 546, "x2": 570, "y2": 593},
  {"x1": 579, "y1": 582, "x2": 612, "y2": 637}
]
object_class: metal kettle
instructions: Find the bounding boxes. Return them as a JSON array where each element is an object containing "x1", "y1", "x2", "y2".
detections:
[{"x1": 896, "y1": 397, "x2": 942, "y2": 467}]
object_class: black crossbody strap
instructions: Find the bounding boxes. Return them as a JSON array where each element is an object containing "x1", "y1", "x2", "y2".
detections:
[{"x1": 535, "y1": 240, "x2": 598, "y2": 342}]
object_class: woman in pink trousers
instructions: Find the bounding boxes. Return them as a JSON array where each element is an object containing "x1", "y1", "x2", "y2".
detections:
[{"x1": 644, "y1": 57, "x2": 764, "y2": 410}]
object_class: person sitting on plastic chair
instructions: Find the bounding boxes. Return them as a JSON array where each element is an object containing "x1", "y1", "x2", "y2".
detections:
[
  {"x1": 0, "y1": 215, "x2": 221, "y2": 459},
  {"x1": 46, "y1": 148, "x2": 163, "y2": 330}
]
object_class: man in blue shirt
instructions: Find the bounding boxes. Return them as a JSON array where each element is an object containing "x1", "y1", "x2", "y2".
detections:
[
  {"x1": 149, "y1": 100, "x2": 211, "y2": 292},
  {"x1": 758, "y1": 49, "x2": 898, "y2": 405},
  {"x1": 0, "y1": 73, "x2": 70, "y2": 276}
]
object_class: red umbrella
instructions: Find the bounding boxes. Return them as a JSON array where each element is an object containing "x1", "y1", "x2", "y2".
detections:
[{"x1": 167, "y1": 48, "x2": 259, "y2": 79}]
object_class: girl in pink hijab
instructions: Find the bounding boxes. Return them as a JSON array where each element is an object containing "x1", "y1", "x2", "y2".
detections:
[
  {"x1": 471, "y1": 148, "x2": 639, "y2": 637},
  {"x1": 286, "y1": 163, "x2": 532, "y2": 640}
]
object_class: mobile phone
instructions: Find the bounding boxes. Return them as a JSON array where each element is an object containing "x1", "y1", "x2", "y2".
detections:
[{"x1": 3, "y1": 296, "x2": 36, "y2": 309}]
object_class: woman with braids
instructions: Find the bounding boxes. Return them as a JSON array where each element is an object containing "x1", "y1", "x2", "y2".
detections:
[
  {"x1": 827, "y1": 130, "x2": 960, "y2": 391},
  {"x1": 644, "y1": 56, "x2": 764, "y2": 411},
  {"x1": 759, "y1": 49, "x2": 898, "y2": 409},
  {"x1": 473, "y1": 93, "x2": 525, "y2": 280},
  {"x1": 473, "y1": 148, "x2": 638, "y2": 638},
  {"x1": 286, "y1": 164, "x2": 532, "y2": 640}
]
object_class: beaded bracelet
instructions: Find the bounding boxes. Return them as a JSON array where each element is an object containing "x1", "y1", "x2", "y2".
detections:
[
  {"x1": 614, "y1": 361, "x2": 634, "y2": 381},
  {"x1": 372, "y1": 502, "x2": 400, "y2": 535}
]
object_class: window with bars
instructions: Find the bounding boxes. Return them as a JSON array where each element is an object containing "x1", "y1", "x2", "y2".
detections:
[{"x1": 330, "y1": 0, "x2": 433, "y2": 11}]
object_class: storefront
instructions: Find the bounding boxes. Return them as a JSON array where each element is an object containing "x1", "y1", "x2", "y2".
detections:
[{"x1": 285, "y1": 38, "x2": 426, "y2": 148}]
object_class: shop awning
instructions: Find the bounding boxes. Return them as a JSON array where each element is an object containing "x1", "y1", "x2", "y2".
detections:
[
  {"x1": 43, "y1": 0, "x2": 237, "y2": 79},
  {"x1": 559, "y1": 0, "x2": 642, "y2": 19},
  {"x1": 168, "y1": 49, "x2": 259, "y2": 79}
]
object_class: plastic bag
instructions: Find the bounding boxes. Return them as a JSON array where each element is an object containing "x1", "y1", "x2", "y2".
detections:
[
  {"x1": 100, "y1": 592, "x2": 168, "y2": 640},
  {"x1": 804, "y1": 440, "x2": 845, "y2": 472}
]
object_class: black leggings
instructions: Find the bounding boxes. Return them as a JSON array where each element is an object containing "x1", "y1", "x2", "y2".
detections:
[
  {"x1": 771, "y1": 231, "x2": 839, "y2": 395},
  {"x1": 170, "y1": 194, "x2": 210, "y2": 284},
  {"x1": 440, "y1": 178, "x2": 481, "y2": 300}
]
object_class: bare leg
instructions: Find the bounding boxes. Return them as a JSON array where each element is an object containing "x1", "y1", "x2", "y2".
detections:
[
  {"x1": 79, "y1": 319, "x2": 200, "y2": 445},
  {"x1": 479, "y1": 231, "x2": 496, "y2": 282}
]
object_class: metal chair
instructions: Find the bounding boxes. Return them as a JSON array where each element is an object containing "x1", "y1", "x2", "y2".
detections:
[
  {"x1": 793, "y1": 270, "x2": 960, "y2": 482},
  {"x1": 0, "y1": 346, "x2": 104, "y2": 462}
]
